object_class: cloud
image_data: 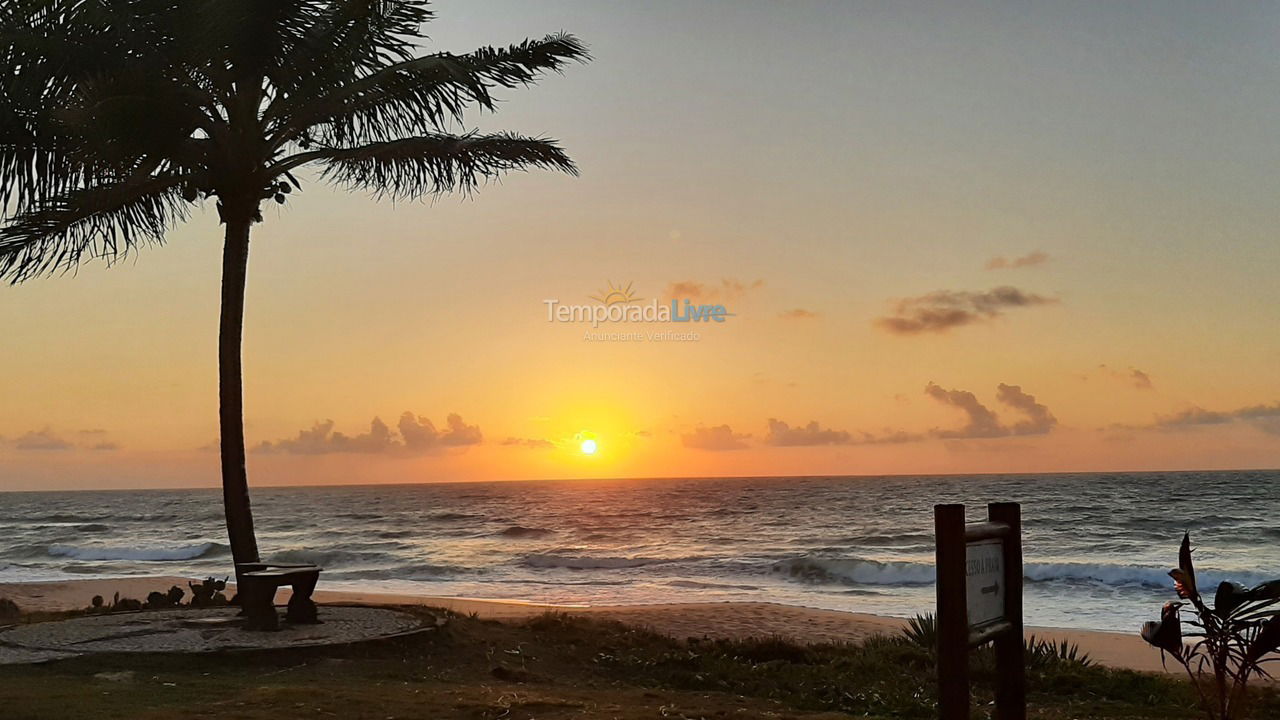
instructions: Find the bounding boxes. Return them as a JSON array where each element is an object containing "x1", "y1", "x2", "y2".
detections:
[
  {"x1": 750, "y1": 372, "x2": 798, "y2": 388},
  {"x1": 1154, "y1": 402, "x2": 1280, "y2": 434},
  {"x1": 681, "y1": 424, "x2": 750, "y2": 451},
  {"x1": 986, "y1": 251, "x2": 1050, "y2": 270},
  {"x1": 995, "y1": 383, "x2": 1057, "y2": 435},
  {"x1": 501, "y1": 436, "x2": 555, "y2": 449},
  {"x1": 665, "y1": 278, "x2": 764, "y2": 302},
  {"x1": 255, "y1": 412, "x2": 482, "y2": 456},
  {"x1": 4, "y1": 427, "x2": 121, "y2": 451},
  {"x1": 399, "y1": 412, "x2": 483, "y2": 450},
  {"x1": 1156, "y1": 408, "x2": 1230, "y2": 427},
  {"x1": 925, "y1": 382, "x2": 1057, "y2": 438},
  {"x1": 1097, "y1": 364, "x2": 1154, "y2": 390},
  {"x1": 876, "y1": 286, "x2": 1057, "y2": 335},
  {"x1": 14, "y1": 428, "x2": 73, "y2": 451},
  {"x1": 764, "y1": 419, "x2": 851, "y2": 446},
  {"x1": 857, "y1": 429, "x2": 927, "y2": 444},
  {"x1": 778, "y1": 308, "x2": 818, "y2": 320},
  {"x1": 925, "y1": 384, "x2": 1008, "y2": 438}
]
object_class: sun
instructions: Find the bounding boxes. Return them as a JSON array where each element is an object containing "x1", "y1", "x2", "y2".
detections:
[{"x1": 580, "y1": 438, "x2": 598, "y2": 455}]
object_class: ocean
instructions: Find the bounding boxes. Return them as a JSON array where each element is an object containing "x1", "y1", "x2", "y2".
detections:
[{"x1": 2, "y1": 471, "x2": 1277, "y2": 632}]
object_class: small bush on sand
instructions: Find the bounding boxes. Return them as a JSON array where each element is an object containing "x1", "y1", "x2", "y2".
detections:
[
  {"x1": 1025, "y1": 635, "x2": 1092, "y2": 669},
  {"x1": 902, "y1": 612, "x2": 938, "y2": 650}
]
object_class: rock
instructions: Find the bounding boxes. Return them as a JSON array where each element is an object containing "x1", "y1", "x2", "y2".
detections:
[
  {"x1": 0, "y1": 598, "x2": 19, "y2": 619},
  {"x1": 93, "y1": 671, "x2": 135, "y2": 683}
]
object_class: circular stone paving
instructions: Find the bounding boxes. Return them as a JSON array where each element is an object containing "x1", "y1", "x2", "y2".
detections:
[{"x1": 0, "y1": 606, "x2": 431, "y2": 664}]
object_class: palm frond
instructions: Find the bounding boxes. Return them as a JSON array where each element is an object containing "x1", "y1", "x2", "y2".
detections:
[
  {"x1": 267, "y1": 33, "x2": 589, "y2": 148},
  {"x1": 0, "y1": 1, "x2": 217, "y2": 213},
  {"x1": 290, "y1": 0, "x2": 435, "y2": 77},
  {"x1": 0, "y1": 175, "x2": 188, "y2": 283},
  {"x1": 1, "y1": 1, "x2": 586, "y2": 282},
  {"x1": 276, "y1": 131, "x2": 577, "y2": 199}
]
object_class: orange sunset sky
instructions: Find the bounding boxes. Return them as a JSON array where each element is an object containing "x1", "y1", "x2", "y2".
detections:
[{"x1": 4, "y1": 1, "x2": 1280, "y2": 490}]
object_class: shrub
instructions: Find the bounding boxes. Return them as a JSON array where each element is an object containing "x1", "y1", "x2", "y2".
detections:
[
  {"x1": 1139, "y1": 532, "x2": 1280, "y2": 720},
  {"x1": 902, "y1": 612, "x2": 938, "y2": 650},
  {"x1": 1025, "y1": 634, "x2": 1092, "y2": 669}
]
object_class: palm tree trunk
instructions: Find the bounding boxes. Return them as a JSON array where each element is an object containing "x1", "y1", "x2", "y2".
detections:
[{"x1": 219, "y1": 213, "x2": 261, "y2": 588}]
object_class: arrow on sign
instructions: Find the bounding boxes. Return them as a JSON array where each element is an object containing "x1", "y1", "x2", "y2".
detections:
[{"x1": 981, "y1": 582, "x2": 1000, "y2": 595}]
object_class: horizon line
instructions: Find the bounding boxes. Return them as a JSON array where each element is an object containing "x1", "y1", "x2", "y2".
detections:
[{"x1": 3, "y1": 464, "x2": 1277, "y2": 494}]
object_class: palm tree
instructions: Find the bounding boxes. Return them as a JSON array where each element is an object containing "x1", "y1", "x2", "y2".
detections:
[{"x1": 0, "y1": 1, "x2": 587, "y2": 581}]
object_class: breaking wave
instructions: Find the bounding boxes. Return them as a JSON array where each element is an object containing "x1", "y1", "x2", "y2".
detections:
[
  {"x1": 522, "y1": 553, "x2": 687, "y2": 570},
  {"x1": 773, "y1": 556, "x2": 935, "y2": 585},
  {"x1": 771, "y1": 556, "x2": 1272, "y2": 589},
  {"x1": 48, "y1": 542, "x2": 228, "y2": 562}
]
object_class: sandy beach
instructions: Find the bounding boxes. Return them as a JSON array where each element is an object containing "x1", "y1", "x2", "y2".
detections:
[{"x1": 0, "y1": 575, "x2": 1174, "y2": 676}]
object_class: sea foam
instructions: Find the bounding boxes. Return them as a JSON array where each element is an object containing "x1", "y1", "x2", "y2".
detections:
[
  {"x1": 47, "y1": 542, "x2": 227, "y2": 562},
  {"x1": 770, "y1": 555, "x2": 1274, "y2": 590}
]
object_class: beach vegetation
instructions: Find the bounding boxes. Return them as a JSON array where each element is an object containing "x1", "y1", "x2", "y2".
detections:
[
  {"x1": 1025, "y1": 634, "x2": 1093, "y2": 670},
  {"x1": 903, "y1": 611, "x2": 938, "y2": 649},
  {"x1": 901, "y1": 612, "x2": 1093, "y2": 670},
  {"x1": 3, "y1": 606, "x2": 1270, "y2": 718},
  {"x1": 1139, "y1": 532, "x2": 1280, "y2": 720}
]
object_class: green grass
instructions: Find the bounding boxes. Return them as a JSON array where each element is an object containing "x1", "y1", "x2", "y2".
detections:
[{"x1": 0, "y1": 607, "x2": 1275, "y2": 719}]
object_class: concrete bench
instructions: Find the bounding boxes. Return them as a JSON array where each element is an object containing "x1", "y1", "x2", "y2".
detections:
[{"x1": 236, "y1": 563, "x2": 322, "y2": 631}]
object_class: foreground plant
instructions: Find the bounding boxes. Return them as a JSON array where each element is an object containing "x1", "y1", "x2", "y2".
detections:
[
  {"x1": 1140, "y1": 532, "x2": 1280, "y2": 720},
  {"x1": 902, "y1": 612, "x2": 938, "y2": 650},
  {"x1": 0, "y1": 1, "x2": 588, "y2": 579}
]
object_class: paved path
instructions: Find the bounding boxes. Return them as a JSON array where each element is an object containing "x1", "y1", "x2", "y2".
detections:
[{"x1": 0, "y1": 606, "x2": 428, "y2": 664}]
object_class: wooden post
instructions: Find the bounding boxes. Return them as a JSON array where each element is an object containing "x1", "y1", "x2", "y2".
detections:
[
  {"x1": 988, "y1": 502, "x2": 1025, "y2": 720},
  {"x1": 935, "y1": 504, "x2": 969, "y2": 720}
]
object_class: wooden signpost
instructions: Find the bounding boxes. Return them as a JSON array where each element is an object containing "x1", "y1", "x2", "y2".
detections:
[{"x1": 934, "y1": 502, "x2": 1025, "y2": 720}]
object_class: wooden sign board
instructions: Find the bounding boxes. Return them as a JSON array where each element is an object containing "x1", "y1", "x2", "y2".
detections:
[
  {"x1": 966, "y1": 539, "x2": 1005, "y2": 628},
  {"x1": 935, "y1": 503, "x2": 1025, "y2": 720}
]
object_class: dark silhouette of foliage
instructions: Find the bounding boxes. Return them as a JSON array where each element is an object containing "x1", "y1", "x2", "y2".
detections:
[
  {"x1": 144, "y1": 585, "x2": 186, "y2": 609},
  {"x1": 901, "y1": 611, "x2": 1092, "y2": 671},
  {"x1": 902, "y1": 612, "x2": 938, "y2": 650},
  {"x1": 188, "y1": 577, "x2": 229, "y2": 607},
  {"x1": 1025, "y1": 634, "x2": 1092, "y2": 669},
  {"x1": 1140, "y1": 532, "x2": 1280, "y2": 720}
]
